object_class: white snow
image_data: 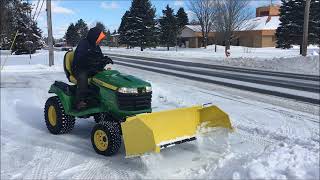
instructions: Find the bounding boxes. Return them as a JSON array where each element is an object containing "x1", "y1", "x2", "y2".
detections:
[
  {"x1": 184, "y1": 25, "x2": 204, "y2": 32},
  {"x1": 102, "y1": 45, "x2": 320, "y2": 75},
  {"x1": 1, "y1": 50, "x2": 319, "y2": 179},
  {"x1": 245, "y1": 142, "x2": 319, "y2": 179},
  {"x1": 242, "y1": 16, "x2": 280, "y2": 30}
]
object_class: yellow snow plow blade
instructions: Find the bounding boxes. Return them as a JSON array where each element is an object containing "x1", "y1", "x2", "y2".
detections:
[{"x1": 121, "y1": 105, "x2": 233, "y2": 157}]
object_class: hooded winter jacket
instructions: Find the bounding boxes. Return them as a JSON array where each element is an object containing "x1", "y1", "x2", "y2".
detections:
[{"x1": 72, "y1": 27, "x2": 104, "y2": 76}]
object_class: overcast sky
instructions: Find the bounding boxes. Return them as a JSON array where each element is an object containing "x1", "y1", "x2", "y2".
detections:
[{"x1": 31, "y1": 0, "x2": 281, "y2": 39}]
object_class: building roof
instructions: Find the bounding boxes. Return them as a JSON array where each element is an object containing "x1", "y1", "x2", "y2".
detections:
[
  {"x1": 243, "y1": 16, "x2": 280, "y2": 31},
  {"x1": 184, "y1": 25, "x2": 203, "y2": 32},
  {"x1": 184, "y1": 16, "x2": 280, "y2": 33}
]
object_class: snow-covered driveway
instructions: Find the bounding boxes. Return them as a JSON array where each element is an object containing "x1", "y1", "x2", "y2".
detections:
[{"x1": 1, "y1": 51, "x2": 319, "y2": 179}]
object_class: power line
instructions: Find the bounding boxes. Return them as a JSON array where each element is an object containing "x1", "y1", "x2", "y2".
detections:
[
  {"x1": 32, "y1": 0, "x2": 40, "y2": 20},
  {"x1": 35, "y1": 0, "x2": 45, "y2": 22}
]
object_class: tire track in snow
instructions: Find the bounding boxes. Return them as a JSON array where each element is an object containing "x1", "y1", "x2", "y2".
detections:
[
  {"x1": 236, "y1": 124, "x2": 318, "y2": 152},
  {"x1": 73, "y1": 160, "x2": 100, "y2": 179},
  {"x1": 24, "y1": 147, "x2": 52, "y2": 180},
  {"x1": 20, "y1": 147, "x2": 74, "y2": 179},
  {"x1": 71, "y1": 159, "x2": 134, "y2": 180}
]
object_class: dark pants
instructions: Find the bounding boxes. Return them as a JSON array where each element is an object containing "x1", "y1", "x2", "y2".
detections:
[{"x1": 74, "y1": 71, "x2": 88, "y2": 104}]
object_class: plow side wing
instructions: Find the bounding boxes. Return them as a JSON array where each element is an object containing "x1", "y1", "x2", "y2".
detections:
[{"x1": 121, "y1": 105, "x2": 233, "y2": 157}]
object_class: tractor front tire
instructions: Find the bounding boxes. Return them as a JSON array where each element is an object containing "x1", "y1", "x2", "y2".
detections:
[
  {"x1": 91, "y1": 121, "x2": 121, "y2": 156},
  {"x1": 93, "y1": 113, "x2": 107, "y2": 123},
  {"x1": 44, "y1": 96, "x2": 75, "y2": 134}
]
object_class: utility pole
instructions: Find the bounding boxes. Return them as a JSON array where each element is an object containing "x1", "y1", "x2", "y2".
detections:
[
  {"x1": 302, "y1": 0, "x2": 311, "y2": 57},
  {"x1": 46, "y1": 0, "x2": 54, "y2": 66}
]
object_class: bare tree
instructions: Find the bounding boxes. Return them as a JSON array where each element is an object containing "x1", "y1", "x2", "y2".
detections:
[
  {"x1": 213, "y1": 0, "x2": 253, "y2": 51},
  {"x1": 188, "y1": 0, "x2": 216, "y2": 48}
]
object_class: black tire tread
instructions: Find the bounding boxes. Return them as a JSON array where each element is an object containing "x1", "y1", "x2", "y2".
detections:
[
  {"x1": 93, "y1": 113, "x2": 106, "y2": 123},
  {"x1": 91, "y1": 121, "x2": 121, "y2": 156},
  {"x1": 44, "y1": 96, "x2": 75, "y2": 134}
]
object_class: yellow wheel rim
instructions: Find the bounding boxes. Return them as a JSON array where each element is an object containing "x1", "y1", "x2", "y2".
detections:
[
  {"x1": 94, "y1": 129, "x2": 108, "y2": 151},
  {"x1": 48, "y1": 105, "x2": 57, "y2": 127}
]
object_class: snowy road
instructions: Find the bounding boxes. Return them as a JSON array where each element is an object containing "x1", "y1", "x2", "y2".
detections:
[
  {"x1": 106, "y1": 54, "x2": 320, "y2": 104},
  {"x1": 1, "y1": 51, "x2": 319, "y2": 179}
]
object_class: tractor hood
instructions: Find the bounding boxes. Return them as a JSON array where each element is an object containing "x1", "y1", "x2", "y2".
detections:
[{"x1": 92, "y1": 70, "x2": 151, "y2": 90}]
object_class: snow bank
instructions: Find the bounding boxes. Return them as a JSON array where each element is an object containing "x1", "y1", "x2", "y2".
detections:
[{"x1": 216, "y1": 55, "x2": 319, "y2": 75}]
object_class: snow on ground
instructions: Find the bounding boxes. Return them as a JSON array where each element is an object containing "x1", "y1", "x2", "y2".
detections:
[
  {"x1": 102, "y1": 45, "x2": 320, "y2": 75},
  {"x1": 1, "y1": 50, "x2": 319, "y2": 179}
]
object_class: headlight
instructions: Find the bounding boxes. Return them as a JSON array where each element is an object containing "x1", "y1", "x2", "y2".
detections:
[
  {"x1": 146, "y1": 86, "x2": 152, "y2": 92},
  {"x1": 118, "y1": 87, "x2": 138, "y2": 94}
]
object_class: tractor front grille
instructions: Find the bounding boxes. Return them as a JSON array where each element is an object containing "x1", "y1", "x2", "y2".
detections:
[{"x1": 116, "y1": 92, "x2": 152, "y2": 111}]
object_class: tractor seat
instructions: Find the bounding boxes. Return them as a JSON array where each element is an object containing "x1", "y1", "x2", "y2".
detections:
[{"x1": 63, "y1": 51, "x2": 78, "y2": 84}]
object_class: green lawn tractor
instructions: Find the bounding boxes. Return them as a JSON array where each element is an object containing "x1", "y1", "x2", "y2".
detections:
[{"x1": 44, "y1": 51, "x2": 233, "y2": 157}]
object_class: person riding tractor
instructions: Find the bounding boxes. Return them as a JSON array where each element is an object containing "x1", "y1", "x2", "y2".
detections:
[
  {"x1": 72, "y1": 27, "x2": 113, "y2": 110},
  {"x1": 45, "y1": 27, "x2": 233, "y2": 157}
]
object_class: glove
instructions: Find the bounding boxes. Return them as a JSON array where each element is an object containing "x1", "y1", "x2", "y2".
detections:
[{"x1": 103, "y1": 56, "x2": 113, "y2": 64}]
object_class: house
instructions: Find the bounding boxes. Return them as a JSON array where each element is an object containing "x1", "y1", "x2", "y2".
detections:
[
  {"x1": 179, "y1": 5, "x2": 281, "y2": 48},
  {"x1": 179, "y1": 25, "x2": 215, "y2": 48},
  {"x1": 110, "y1": 33, "x2": 120, "y2": 47}
]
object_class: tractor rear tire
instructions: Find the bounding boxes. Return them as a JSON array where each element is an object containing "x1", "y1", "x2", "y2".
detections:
[
  {"x1": 91, "y1": 121, "x2": 121, "y2": 156},
  {"x1": 44, "y1": 96, "x2": 75, "y2": 134}
]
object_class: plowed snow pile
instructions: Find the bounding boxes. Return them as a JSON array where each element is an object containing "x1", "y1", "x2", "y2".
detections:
[{"x1": 1, "y1": 50, "x2": 319, "y2": 179}]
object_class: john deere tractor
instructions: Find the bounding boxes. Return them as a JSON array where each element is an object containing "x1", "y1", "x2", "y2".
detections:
[{"x1": 44, "y1": 51, "x2": 233, "y2": 157}]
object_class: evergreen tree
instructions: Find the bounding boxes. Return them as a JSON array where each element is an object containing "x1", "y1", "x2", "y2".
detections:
[
  {"x1": 105, "y1": 30, "x2": 111, "y2": 46},
  {"x1": 276, "y1": 0, "x2": 320, "y2": 50},
  {"x1": 1, "y1": 0, "x2": 42, "y2": 53},
  {"x1": 11, "y1": 1, "x2": 31, "y2": 53},
  {"x1": 159, "y1": 5, "x2": 178, "y2": 50},
  {"x1": 309, "y1": 0, "x2": 320, "y2": 45},
  {"x1": 176, "y1": 7, "x2": 189, "y2": 48},
  {"x1": 118, "y1": 11, "x2": 132, "y2": 47},
  {"x1": 0, "y1": 0, "x2": 11, "y2": 48},
  {"x1": 1, "y1": 0, "x2": 17, "y2": 49},
  {"x1": 65, "y1": 23, "x2": 78, "y2": 47},
  {"x1": 30, "y1": 21, "x2": 43, "y2": 49},
  {"x1": 74, "y1": 19, "x2": 88, "y2": 43},
  {"x1": 128, "y1": 0, "x2": 157, "y2": 51},
  {"x1": 176, "y1": 7, "x2": 189, "y2": 31},
  {"x1": 13, "y1": 1, "x2": 42, "y2": 53}
]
